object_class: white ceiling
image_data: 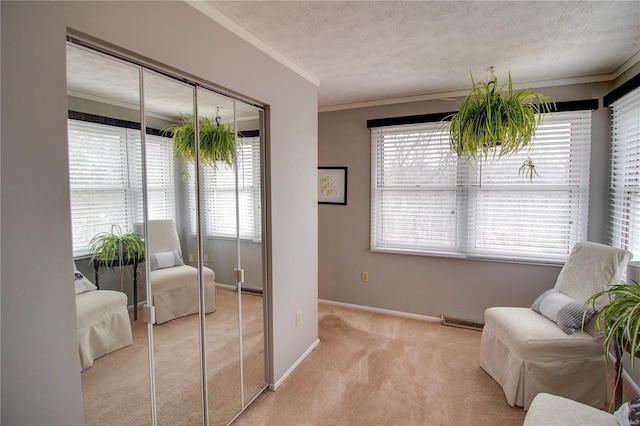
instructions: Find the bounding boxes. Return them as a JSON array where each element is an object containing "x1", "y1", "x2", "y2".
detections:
[
  {"x1": 201, "y1": 0, "x2": 640, "y2": 110},
  {"x1": 67, "y1": 44, "x2": 259, "y2": 121}
]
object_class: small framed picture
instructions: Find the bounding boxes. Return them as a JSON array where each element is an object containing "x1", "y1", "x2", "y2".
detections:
[{"x1": 318, "y1": 167, "x2": 348, "y2": 205}]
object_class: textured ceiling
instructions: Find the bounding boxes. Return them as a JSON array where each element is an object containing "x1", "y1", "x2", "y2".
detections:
[
  {"x1": 67, "y1": 44, "x2": 259, "y2": 121},
  {"x1": 204, "y1": 1, "x2": 640, "y2": 109}
]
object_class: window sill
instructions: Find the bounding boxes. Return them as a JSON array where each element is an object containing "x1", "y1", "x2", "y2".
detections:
[{"x1": 370, "y1": 246, "x2": 565, "y2": 267}]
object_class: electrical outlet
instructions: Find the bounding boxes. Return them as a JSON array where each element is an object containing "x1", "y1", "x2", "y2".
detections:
[
  {"x1": 296, "y1": 310, "x2": 301, "y2": 326},
  {"x1": 361, "y1": 272, "x2": 369, "y2": 282}
]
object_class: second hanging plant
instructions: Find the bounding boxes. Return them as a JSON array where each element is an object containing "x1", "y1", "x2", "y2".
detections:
[{"x1": 164, "y1": 111, "x2": 235, "y2": 168}]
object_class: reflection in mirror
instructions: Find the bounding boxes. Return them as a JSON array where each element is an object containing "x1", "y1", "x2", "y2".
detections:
[
  {"x1": 143, "y1": 70, "x2": 206, "y2": 424},
  {"x1": 197, "y1": 87, "x2": 243, "y2": 425},
  {"x1": 236, "y1": 104, "x2": 267, "y2": 407},
  {"x1": 66, "y1": 43, "x2": 151, "y2": 424},
  {"x1": 66, "y1": 40, "x2": 267, "y2": 425}
]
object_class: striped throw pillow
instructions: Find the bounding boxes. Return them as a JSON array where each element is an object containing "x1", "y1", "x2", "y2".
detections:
[{"x1": 531, "y1": 289, "x2": 597, "y2": 334}]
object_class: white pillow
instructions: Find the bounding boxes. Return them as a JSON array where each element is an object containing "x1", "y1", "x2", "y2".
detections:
[
  {"x1": 74, "y1": 270, "x2": 97, "y2": 295},
  {"x1": 531, "y1": 289, "x2": 597, "y2": 334},
  {"x1": 149, "y1": 250, "x2": 184, "y2": 271}
]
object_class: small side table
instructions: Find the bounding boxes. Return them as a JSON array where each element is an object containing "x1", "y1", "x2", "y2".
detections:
[{"x1": 93, "y1": 256, "x2": 144, "y2": 320}]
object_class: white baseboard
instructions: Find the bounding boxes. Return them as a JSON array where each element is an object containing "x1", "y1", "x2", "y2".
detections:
[
  {"x1": 622, "y1": 368, "x2": 640, "y2": 395},
  {"x1": 270, "y1": 338, "x2": 320, "y2": 391},
  {"x1": 127, "y1": 301, "x2": 145, "y2": 313},
  {"x1": 319, "y1": 299, "x2": 441, "y2": 323},
  {"x1": 215, "y1": 282, "x2": 236, "y2": 290}
]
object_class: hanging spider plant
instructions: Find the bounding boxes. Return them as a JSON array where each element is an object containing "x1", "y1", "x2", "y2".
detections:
[
  {"x1": 587, "y1": 282, "x2": 640, "y2": 370},
  {"x1": 447, "y1": 71, "x2": 555, "y2": 162},
  {"x1": 163, "y1": 111, "x2": 235, "y2": 168}
]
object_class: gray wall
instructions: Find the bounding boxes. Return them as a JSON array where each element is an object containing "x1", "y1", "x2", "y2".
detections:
[
  {"x1": 318, "y1": 82, "x2": 614, "y2": 323},
  {"x1": 1, "y1": 1, "x2": 318, "y2": 424}
]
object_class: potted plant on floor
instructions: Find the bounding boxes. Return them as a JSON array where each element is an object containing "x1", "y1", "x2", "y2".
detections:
[
  {"x1": 89, "y1": 224, "x2": 145, "y2": 268},
  {"x1": 446, "y1": 68, "x2": 555, "y2": 179},
  {"x1": 587, "y1": 282, "x2": 640, "y2": 368},
  {"x1": 587, "y1": 281, "x2": 640, "y2": 410}
]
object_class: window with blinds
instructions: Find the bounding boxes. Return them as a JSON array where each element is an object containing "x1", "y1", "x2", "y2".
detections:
[
  {"x1": 609, "y1": 86, "x2": 640, "y2": 257},
  {"x1": 186, "y1": 136, "x2": 261, "y2": 240},
  {"x1": 68, "y1": 119, "x2": 176, "y2": 257},
  {"x1": 371, "y1": 110, "x2": 592, "y2": 263}
]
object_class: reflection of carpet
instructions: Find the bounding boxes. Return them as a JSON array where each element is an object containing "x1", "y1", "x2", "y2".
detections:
[{"x1": 80, "y1": 288, "x2": 266, "y2": 426}]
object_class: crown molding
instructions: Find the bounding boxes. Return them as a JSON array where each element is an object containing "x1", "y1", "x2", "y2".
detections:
[
  {"x1": 612, "y1": 50, "x2": 640, "y2": 80},
  {"x1": 318, "y1": 73, "x2": 618, "y2": 113},
  {"x1": 185, "y1": 0, "x2": 320, "y2": 88},
  {"x1": 183, "y1": 1, "x2": 639, "y2": 112}
]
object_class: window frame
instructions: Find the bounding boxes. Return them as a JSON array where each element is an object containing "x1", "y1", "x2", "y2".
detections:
[
  {"x1": 370, "y1": 109, "x2": 593, "y2": 264},
  {"x1": 67, "y1": 116, "x2": 176, "y2": 257},
  {"x1": 185, "y1": 135, "x2": 262, "y2": 242},
  {"x1": 608, "y1": 85, "x2": 640, "y2": 258}
]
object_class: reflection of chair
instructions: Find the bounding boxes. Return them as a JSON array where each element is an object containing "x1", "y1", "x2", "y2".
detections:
[
  {"x1": 75, "y1": 267, "x2": 132, "y2": 371},
  {"x1": 147, "y1": 219, "x2": 216, "y2": 324},
  {"x1": 480, "y1": 242, "x2": 631, "y2": 410}
]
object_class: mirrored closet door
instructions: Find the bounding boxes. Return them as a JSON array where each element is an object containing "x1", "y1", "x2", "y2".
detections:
[
  {"x1": 66, "y1": 39, "x2": 268, "y2": 425},
  {"x1": 67, "y1": 43, "x2": 153, "y2": 425}
]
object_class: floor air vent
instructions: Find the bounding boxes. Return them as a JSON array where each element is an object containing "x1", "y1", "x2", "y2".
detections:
[{"x1": 441, "y1": 315, "x2": 484, "y2": 331}]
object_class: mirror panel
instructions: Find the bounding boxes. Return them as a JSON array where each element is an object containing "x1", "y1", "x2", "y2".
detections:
[
  {"x1": 67, "y1": 41, "x2": 267, "y2": 426},
  {"x1": 143, "y1": 69, "x2": 204, "y2": 424},
  {"x1": 197, "y1": 87, "x2": 244, "y2": 425},
  {"x1": 235, "y1": 103, "x2": 267, "y2": 406},
  {"x1": 66, "y1": 43, "x2": 151, "y2": 424}
]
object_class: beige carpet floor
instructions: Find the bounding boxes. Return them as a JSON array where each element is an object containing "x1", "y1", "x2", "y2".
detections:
[
  {"x1": 233, "y1": 303, "x2": 638, "y2": 426},
  {"x1": 83, "y1": 296, "x2": 637, "y2": 426},
  {"x1": 81, "y1": 288, "x2": 266, "y2": 426}
]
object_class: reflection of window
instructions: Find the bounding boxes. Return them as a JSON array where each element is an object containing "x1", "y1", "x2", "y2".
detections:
[
  {"x1": 186, "y1": 136, "x2": 261, "y2": 240},
  {"x1": 68, "y1": 119, "x2": 176, "y2": 257},
  {"x1": 370, "y1": 110, "x2": 592, "y2": 263},
  {"x1": 609, "y1": 87, "x2": 640, "y2": 257}
]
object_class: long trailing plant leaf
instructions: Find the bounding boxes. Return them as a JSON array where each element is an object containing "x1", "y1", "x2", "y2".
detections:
[{"x1": 587, "y1": 281, "x2": 640, "y2": 370}]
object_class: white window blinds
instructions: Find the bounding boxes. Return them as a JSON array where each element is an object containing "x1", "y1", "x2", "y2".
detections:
[
  {"x1": 371, "y1": 122, "x2": 462, "y2": 255},
  {"x1": 467, "y1": 112, "x2": 591, "y2": 262},
  {"x1": 145, "y1": 134, "x2": 177, "y2": 220},
  {"x1": 371, "y1": 110, "x2": 592, "y2": 263},
  {"x1": 68, "y1": 119, "x2": 176, "y2": 257},
  {"x1": 186, "y1": 136, "x2": 261, "y2": 240},
  {"x1": 609, "y1": 86, "x2": 640, "y2": 257}
]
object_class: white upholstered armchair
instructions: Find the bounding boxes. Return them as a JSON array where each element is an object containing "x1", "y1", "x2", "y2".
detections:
[
  {"x1": 75, "y1": 265, "x2": 132, "y2": 371},
  {"x1": 146, "y1": 219, "x2": 216, "y2": 324},
  {"x1": 480, "y1": 242, "x2": 632, "y2": 410}
]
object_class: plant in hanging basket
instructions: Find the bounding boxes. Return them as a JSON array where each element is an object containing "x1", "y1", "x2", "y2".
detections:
[
  {"x1": 447, "y1": 71, "x2": 555, "y2": 161},
  {"x1": 163, "y1": 112, "x2": 235, "y2": 168}
]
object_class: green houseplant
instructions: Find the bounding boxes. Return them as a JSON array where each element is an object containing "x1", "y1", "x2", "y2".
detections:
[
  {"x1": 446, "y1": 70, "x2": 555, "y2": 166},
  {"x1": 163, "y1": 112, "x2": 235, "y2": 168},
  {"x1": 89, "y1": 224, "x2": 145, "y2": 270},
  {"x1": 587, "y1": 281, "x2": 640, "y2": 370}
]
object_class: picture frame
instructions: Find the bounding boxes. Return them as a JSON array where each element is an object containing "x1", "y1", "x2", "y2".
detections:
[{"x1": 318, "y1": 167, "x2": 347, "y2": 205}]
